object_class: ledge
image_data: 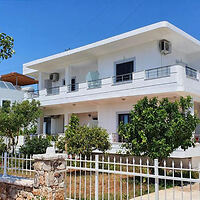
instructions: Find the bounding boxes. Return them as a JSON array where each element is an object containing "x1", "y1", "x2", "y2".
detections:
[
  {"x1": 0, "y1": 175, "x2": 33, "y2": 187},
  {"x1": 33, "y1": 153, "x2": 67, "y2": 160}
]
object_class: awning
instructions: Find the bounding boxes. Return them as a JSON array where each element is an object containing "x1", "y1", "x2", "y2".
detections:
[{"x1": 0, "y1": 72, "x2": 38, "y2": 86}]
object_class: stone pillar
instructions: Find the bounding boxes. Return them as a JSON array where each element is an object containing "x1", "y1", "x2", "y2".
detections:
[{"x1": 33, "y1": 153, "x2": 66, "y2": 200}]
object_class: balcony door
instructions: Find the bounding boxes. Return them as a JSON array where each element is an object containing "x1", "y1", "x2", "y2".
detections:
[{"x1": 115, "y1": 60, "x2": 134, "y2": 82}]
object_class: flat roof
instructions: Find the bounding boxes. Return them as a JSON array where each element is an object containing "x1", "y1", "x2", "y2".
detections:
[
  {"x1": 23, "y1": 21, "x2": 200, "y2": 72},
  {"x1": 0, "y1": 72, "x2": 38, "y2": 86}
]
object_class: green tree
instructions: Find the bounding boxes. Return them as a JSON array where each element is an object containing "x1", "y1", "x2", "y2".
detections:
[
  {"x1": 59, "y1": 114, "x2": 111, "y2": 155},
  {"x1": 0, "y1": 100, "x2": 41, "y2": 152},
  {"x1": 0, "y1": 33, "x2": 15, "y2": 61},
  {"x1": 119, "y1": 96, "x2": 200, "y2": 160},
  {"x1": 19, "y1": 136, "x2": 52, "y2": 155},
  {"x1": 0, "y1": 137, "x2": 7, "y2": 154}
]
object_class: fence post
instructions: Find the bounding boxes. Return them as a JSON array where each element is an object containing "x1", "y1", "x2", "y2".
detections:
[
  {"x1": 95, "y1": 154, "x2": 99, "y2": 200},
  {"x1": 154, "y1": 159, "x2": 159, "y2": 200},
  {"x1": 3, "y1": 152, "x2": 7, "y2": 177}
]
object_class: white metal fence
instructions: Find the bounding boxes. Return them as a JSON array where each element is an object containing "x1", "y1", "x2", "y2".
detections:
[
  {"x1": 0, "y1": 152, "x2": 35, "y2": 178},
  {"x1": 64, "y1": 154, "x2": 200, "y2": 200}
]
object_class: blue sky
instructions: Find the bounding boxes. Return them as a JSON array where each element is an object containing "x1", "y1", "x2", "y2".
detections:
[{"x1": 0, "y1": 0, "x2": 200, "y2": 75}]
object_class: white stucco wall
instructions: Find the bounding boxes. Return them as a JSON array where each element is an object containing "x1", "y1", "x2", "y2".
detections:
[
  {"x1": 97, "y1": 41, "x2": 188, "y2": 78},
  {"x1": 0, "y1": 88, "x2": 24, "y2": 106}
]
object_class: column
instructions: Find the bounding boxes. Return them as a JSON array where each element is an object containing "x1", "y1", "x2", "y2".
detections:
[
  {"x1": 33, "y1": 152, "x2": 66, "y2": 200},
  {"x1": 38, "y1": 72, "x2": 44, "y2": 90},
  {"x1": 65, "y1": 66, "x2": 71, "y2": 86},
  {"x1": 64, "y1": 113, "x2": 69, "y2": 132}
]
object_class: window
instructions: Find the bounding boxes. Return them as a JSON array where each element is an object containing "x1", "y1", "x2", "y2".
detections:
[
  {"x1": 2, "y1": 100, "x2": 11, "y2": 108},
  {"x1": 62, "y1": 79, "x2": 66, "y2": 86},
  {"x1": 118, "y1": 113, "x2": 130, "y2": 142},
  {"x1": 71, "y1": 77, "x2": 76, "y2": 92},
  {"x1": 115, "y1": 60, "x2": 134, "y2": 82},
  {"x1": 44, "y1": 117, "x2": 51, "y2": 135}
]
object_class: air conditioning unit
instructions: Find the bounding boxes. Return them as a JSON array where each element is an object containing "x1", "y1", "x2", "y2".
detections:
[
  {"x1": 49, "y1": 73, "x2": 59, "y2": 82},
  {"x1": 159, "y1": 39, "x2": 172, "y2": 55}
]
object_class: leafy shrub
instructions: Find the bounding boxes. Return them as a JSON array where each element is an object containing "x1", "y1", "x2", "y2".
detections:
[
  {"x1": 56, "y1": 136, "x2": 66, "y2": 152},
  {"x1": 119, "y1": 96, "x2": 200, "y2": 160},
  {"x1": 19, "y1": 136, "x2": 52, "y2": 155},
  {"x1": 57, "y1": 114, "x2": 111, "y2": 155}
]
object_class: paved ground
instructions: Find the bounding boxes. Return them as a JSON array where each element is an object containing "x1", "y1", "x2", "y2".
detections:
[{"x1": 133, "y1": 183, "x2": 200, "y2": 200}]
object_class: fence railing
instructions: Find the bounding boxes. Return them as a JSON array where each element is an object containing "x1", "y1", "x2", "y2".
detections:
[
  {"x1": 64, "y1": 154, "x2": 200, "y2": 200},
  {"x1": 0, "y1": 152, "x2": 35, "y2": 178}
]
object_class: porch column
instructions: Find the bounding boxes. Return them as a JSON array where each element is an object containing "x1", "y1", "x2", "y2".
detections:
[
  {"x1": 64, "y1": 113, "x2": 69, "y2": 131},
  {"x1": 65, "y1": 66, "x2": 71, "y2": 86},
  {"x1": 190, "y1": 98, "x2": 195, "y2": 115},
  {"x1": 37, "y1": 115, "x2": 44, "y2": 135},
  {"x1": 38, "y1": 72, "x2": 44, "y2": 90}
]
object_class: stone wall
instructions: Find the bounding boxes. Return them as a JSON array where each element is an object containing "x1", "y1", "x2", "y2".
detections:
[
  {"x1": 0, "y1": 153, "x2": 66, "y2": 200},
  {"x1": 0, "y1": 177, "x2": 34, "y2": 200}
]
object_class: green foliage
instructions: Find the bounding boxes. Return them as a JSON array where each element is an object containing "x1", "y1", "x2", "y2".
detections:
[
  {"x1": 0, "y1": 137, "x2": 7, "y2": 154},
  {"x1": 0, "y1": 100, "x2": 41, "y2": 151},
  {"x1": 56, "y1": 136, "x2": 66, "y2": 152},
  {"x1": 119, "y1": 96, "x2": 200, "y2": 160},
  {"x1": 61, "y1": 114, "x2": 111, "y2": 155},
  {"x1": 19, "y1": 136, "x2": 52, "y2": 155},
  {"x1": 0, "y1": 33, "x2": 15, "y2": 61}
]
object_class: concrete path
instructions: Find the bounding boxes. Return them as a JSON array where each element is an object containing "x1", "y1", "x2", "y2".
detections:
[{"x1": 133, "y1": 183, "x2": 200, "y2": 200}]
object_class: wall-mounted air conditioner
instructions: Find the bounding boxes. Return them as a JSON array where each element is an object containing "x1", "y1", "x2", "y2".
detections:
[
  {"x1": 49, "y1": 73, "x2": 59, "y2": 82},
  {"x1": 159, "y1": 39, "x2": 172, "y2": 55}
]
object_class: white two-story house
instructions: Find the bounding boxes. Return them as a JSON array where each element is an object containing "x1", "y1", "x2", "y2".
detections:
[{"x1": 23, "y1": 21, "x2": 200, "y2": 150}]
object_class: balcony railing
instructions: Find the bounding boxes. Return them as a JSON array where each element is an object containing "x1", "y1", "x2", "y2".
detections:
[
  {"x1": 46, "y1": 87, "x2": 60, "y2": 95},
  {"x1": 28, "y1": 64, "x2": 200, "y2": 100},
  {"x1": 87, "y1": 79, "x2": 102, "y2": 89},
  {"x1": 112, "y1": 72, "x2": 133, "y2": 83},
  {"x1": 186, "y1": 66, "x2": 198, "y2": 79},
  {"x1": 145, "y1": 66, "x2": 170, "y2": 80},
  {"x1": 68, "y1": 83, "x2": 79, "y2": 93},
  {"x1": 26, "y1": 90, "x2": 39, "y2": 98}
]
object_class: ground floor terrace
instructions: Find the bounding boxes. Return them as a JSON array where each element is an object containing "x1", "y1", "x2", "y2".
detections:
[{"x1": 37, "y1": 92, "x2": 200, "y2": 144}]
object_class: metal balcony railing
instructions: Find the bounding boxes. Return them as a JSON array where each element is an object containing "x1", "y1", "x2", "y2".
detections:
[
  {"x1": 87, "y1": 79, "x2": 102, "y2": 89},
  {"x1": 112, "y1": 72, "x2": 133, "y2": 83},
  {"x1": 46, "y1": 86, "x2": 60, "y2": 95},
  {"x1": 145, "y1": 66, "x2": 170, "y2": 80},
  {"x1": 68, "y1": 83, "x2": 79, "y2": 92},
  {"x1": 27, "y1": 90, "x2": 39, "y2": 98},
  {"x1": 186, "y1": 66, "x2": 198, "y2": 79}
]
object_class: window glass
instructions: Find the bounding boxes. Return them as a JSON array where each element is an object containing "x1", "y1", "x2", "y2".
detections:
[
  {"x1": 2, "y1": 100, "x2": 11, "y2": 108},
  {"x1": 115, "y1": 61, "x2": 133, "y2": 82}
]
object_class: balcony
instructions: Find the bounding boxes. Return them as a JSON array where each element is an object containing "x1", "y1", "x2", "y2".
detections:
[
  {"x1": 26, "y1": 64, "x2": 200, "y2": 106},
  {"x1": 112, "y1": 73, "x2": 133, "y2": 84}
]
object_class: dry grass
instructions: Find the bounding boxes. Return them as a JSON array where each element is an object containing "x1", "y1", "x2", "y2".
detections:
[{"x1": 65, "y1": 170, "x2": 155, "y2": 200}]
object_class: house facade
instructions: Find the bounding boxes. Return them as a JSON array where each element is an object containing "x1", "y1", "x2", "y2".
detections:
[{"x1": 23, "y1": 21, "x2": 200, "y2": 151}]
